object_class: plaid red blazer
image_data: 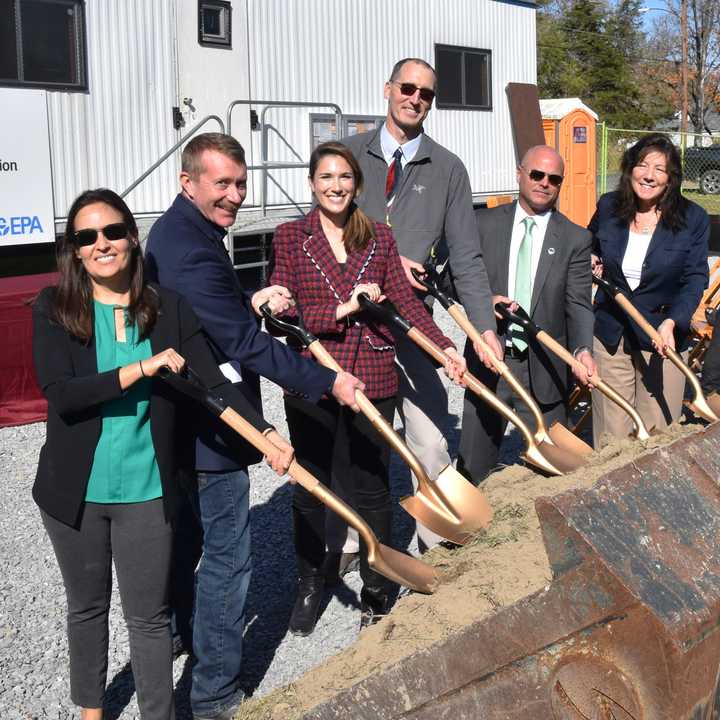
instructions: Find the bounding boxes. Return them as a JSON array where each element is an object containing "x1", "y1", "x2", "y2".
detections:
[{"x1": 268, "y1": 207, "x2": 454, "y2": 399}]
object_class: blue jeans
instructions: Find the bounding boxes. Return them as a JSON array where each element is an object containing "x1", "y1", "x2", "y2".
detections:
[{"x1": 191, "y1": 470, "x2": 251, "y2": 716}]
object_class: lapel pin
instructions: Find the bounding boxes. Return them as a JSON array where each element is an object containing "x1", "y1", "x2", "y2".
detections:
[{"x1": 548, "y1": 247, "x2": 556, "y2": 255}]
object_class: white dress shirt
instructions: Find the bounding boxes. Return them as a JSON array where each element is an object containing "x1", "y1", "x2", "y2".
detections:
[
  {"x1": 621, "y1": 230, "x2": 653, "y2": 291},
  {"x1": 380, "y1": 123, "x2": 422, "y2": 167},
  {"x1": 508, "y1": 204, "x2": 552, "y2": 307}
]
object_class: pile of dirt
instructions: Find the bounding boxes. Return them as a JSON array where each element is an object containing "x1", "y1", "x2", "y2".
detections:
[{"x1": 238, "y1": 422, "x2": 701, "y2": 720}]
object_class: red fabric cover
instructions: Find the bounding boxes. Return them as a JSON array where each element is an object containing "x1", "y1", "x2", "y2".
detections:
[{"x1": 0, "y1": 273, "x2": 59, "y2": 427}]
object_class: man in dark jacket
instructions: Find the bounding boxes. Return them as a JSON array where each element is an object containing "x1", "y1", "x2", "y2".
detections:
[
  {"x1": 145, "y1": 133, "x2": 362, "y2": 720},
  {"x1": 458, "y1": 145, "x2": 596, "y2": 482}
]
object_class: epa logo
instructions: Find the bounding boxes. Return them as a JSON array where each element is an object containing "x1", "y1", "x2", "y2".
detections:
[{"x1": 0, "y1": 215, "x2": 44, "y2": 236}]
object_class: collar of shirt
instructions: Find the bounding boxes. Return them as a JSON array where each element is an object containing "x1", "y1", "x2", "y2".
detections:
[
  {"x1": 175, "y1": 192, "x2": 228, "y2": 247},
  {"x1": 380, "y1": 123, "x2": 422, "y2": 167},
  {"x1": 513, "y1": 202, "x2": 552, "y2": 237}
]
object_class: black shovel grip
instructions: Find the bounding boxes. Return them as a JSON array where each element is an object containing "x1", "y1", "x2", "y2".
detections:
[
  {"x1": 410, "y1": 267, "x2": 455, "y2": 311},
  {"x1": 494, "y1": 302, "x2": 541, "y2": 338},
  {"x1": 358, "y1": 294, "x2": 412, "y2": 333},
  {"x1": 260, "y1": 302, "x2": 317, "y2": 348},
  {"x1": 592, "y1": 274, "x2": 621, "y2": 297},
  {"x1": 157, "y1": 365, "x2": 227, "y2": 416}
]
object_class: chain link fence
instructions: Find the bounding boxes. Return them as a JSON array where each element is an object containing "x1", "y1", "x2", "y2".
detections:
[{"x1": 597, "y1": 124, "x2": 720, "y2": 216}]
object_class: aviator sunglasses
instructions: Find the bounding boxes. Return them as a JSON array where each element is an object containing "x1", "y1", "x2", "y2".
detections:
[
  {"x1": 72, "y1": 222, "x2": 129, "y2": 247},
  {"x1": 393, "y1": 81, "x2": 436, "y2": 104},
  {"x1": 522, "y1": 166, "x2": 564, "y2": 187}
]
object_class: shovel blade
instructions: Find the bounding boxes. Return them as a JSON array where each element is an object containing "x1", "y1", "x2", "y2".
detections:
[
  {"x1": 367, "y1": 542, "x2": 439, "y2": 594},
  {"x1": 400, "y1": 494, "x2": 474, "y2": 546},
  {"x1": 685, "y1": 398, "x2": 720, "y2": 423},
  {"x1": 534, "y1": 437, "x2": 589, "y2": 474},
  {"x1": 707, "y1": 392, "x2": 720, "y2": 418},
  {"x1": 433, "y1": 465, "x2": 493, "y2": 529},
  {"x1": 547, "y1": 421, "x2": 594, "y2": 457}
]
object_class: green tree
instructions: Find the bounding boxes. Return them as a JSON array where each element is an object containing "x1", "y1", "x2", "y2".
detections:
[{"x1": 537, "y1": 0, "x2": 672, "y2": 128}]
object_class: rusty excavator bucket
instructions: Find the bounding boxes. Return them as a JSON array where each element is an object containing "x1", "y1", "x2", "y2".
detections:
[{"x1": 247, "y1": 422, "x2": 720, "y2": 719}]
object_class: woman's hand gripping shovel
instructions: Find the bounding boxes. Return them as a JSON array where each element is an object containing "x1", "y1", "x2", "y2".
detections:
[
  {"x1": 411, "y1": 266, "x2": 592, "y2": 464},
  {"x1": 157, "y1": 364, "x2": 438, "y2": 594},
  {"x1": 495, "y1": 302, "x2": 652, "y2": 440},
  {"x1": 357, "y1": 294, "x2": 570, "y2": 476},
  {"x1": 260, "y1": 303, "x2": 492, "y2": 545},
  {"x1": 593, "y1": 274, "x2": 720, "y2": 423}
]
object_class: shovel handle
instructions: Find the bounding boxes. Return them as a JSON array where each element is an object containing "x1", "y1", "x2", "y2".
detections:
[
  {"x1": 407, "y1": 328, "x2": 549, "y2": 461},
  {"x1": 217, "y1": 406, "x2": 377, "y2": 547},
  {"x1": 306, "y1": 340, "x2": 436, "y2": 491},
  {"x1": 446, "y1": 305, "x2": 550, "y2": 439},
  {"x1": 534, "y1": 330, "x2": 651, "y2": 440},
  {"x1": 593, "y1": 279, "x2": 718, "y2": 421}
]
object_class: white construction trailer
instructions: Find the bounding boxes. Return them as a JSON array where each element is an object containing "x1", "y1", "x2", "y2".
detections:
[{"x1": 1, "y1": 0, "x2": 536, "y2": 280}]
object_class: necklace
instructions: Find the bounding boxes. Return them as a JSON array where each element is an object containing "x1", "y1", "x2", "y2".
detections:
[{"x1": 634, "y1": 209, "x2": 659, "y2": 235}]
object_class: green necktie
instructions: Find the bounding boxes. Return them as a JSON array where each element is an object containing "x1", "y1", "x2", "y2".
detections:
[{"x1": 511, "y1": 217, "x2": 535, "y2": 352}]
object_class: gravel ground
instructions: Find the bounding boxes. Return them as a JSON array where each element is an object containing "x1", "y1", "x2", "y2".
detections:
[{"x1": 0, "y1": 309, "x2": 524, "y2": 719}]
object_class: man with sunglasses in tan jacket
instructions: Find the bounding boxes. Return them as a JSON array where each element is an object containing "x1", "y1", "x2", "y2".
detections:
[
  {"x1": 457, "y1": 145, "x2": 597, "y2": 483},
  {"x1": 340, "y1": 57, "x2": 502, "y2": 553}
]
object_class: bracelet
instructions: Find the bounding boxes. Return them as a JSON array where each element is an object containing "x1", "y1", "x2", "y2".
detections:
[
  {"x1": 139, "y1": 360, "x2": 146, "y2": 377},
  {"x1": 262, "y1": 427, "x2": 275, "y2": 437}
]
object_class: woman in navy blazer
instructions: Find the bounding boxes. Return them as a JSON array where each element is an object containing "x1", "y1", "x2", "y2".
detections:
[
  {"x1": 33, "y1": 189, "x2": 291, "y2": 720},
  {"x1": 589, "y1": 134, "x2": 709, "y2": 444}
]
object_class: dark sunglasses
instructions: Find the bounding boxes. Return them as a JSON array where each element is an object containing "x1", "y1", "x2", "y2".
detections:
[
  {"x1": 394, "y1": 81, "x2": 435, "y2": 104},
  {"x1": 72, "y1": 222, "x2": 129, "y2": 247},
  {"x1": 523, "y1": 167, "x2": 564, "y2": 187}
]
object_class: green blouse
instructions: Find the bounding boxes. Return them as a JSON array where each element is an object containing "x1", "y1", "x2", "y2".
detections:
[{"x1": 85, "y1": 301, "x2": 162, "y2": 504}]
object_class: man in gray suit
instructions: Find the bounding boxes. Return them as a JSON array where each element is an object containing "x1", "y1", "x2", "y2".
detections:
[
  {"x1": 341, "y1": 57, "x2": 501, "y2": 549},
  {"x1": 457, "y1": 145, "x2": 597, "y2": 483}
]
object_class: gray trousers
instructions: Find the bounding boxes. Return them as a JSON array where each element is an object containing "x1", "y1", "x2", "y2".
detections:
[
  {"x1": 458, "y1": 346, "x2": 566, "y2": 483},
  {"x1": 42, "y1": 498, "x2": 174, "y2": 719}
]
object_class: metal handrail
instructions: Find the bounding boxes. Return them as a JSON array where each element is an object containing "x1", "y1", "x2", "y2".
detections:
[
  {"x1": 226, "y1": 99, "x2": 342, "y2": 137},
  {"x1": 120, "y1": 114, "x2": 225, "y2": 198}
]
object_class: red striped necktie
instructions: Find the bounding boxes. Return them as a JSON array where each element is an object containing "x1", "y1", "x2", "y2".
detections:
[{"x1": 385, "y1": 147, "x2": 404, "y2": 204}]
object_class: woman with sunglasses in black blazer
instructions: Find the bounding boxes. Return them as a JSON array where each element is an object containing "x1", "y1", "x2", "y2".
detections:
[
  {"x1": 589, "y1": 134, "x2": 709, "y2": 445},
  {"x1": 32, "y1": 189, "x2": 292, "y2": 720}
]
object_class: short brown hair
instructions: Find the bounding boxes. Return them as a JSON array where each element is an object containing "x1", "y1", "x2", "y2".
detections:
[
  {"x1": 309, "y1": 142, "x2": 375, "y2": 253},
  {"x1": 389, "y1": 58, "x2": 437, "y2": 89},
  {"x1": 182, "y1": 133, "x2": 246, "y2": 177}
]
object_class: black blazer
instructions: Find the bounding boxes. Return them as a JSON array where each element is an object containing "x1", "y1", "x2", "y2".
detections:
[
  {"x1": 32, "y1": 285, "x2": 273, "y2": 528},
  {"x1": 473, "y1": 202, "x2": 594, "y2": 405},
  {"x1": 590, "y1": 191, "x2": 709, "y2": 352}
]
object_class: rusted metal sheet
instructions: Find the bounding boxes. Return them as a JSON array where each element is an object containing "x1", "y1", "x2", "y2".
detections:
[{"x1": 304, "y1": 424, "x2": 720, "y2": 719}]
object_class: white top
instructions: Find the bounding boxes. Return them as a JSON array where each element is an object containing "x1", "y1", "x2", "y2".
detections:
[
  {"x1": 508, "y1": 203, "x2": 551, "y2": 309},
  {"x1": 622, "y1": 230, "x2": 653, "y2": 291},
  {"x1": 380, "y1": 123, "x2": 422, "y2": 167}
]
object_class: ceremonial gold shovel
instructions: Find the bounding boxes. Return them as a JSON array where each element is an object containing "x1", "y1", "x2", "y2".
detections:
[
  {"x1": 158, "y1": 365, "x2": 438, "y2": 594},
  {"x1": 261, "y1": 305, "x2": 492, "y2": 545},
  {"x1": 593, "y1": 275, "x2": 719, "y2": 424},
  {"x1": 496, "y1": 302, "x2": 651, "y2": 441},
  {"x1": 411, "y1": 267, "x2": 593, "y2": 462},
  {"x1": 358, "y1": 295, "x2": 571, "y2": 475}
]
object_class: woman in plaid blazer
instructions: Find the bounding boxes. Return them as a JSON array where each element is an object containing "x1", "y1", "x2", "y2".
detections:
[{"x1": 268, "y1": 141, "x2": 464, "y2": 635}]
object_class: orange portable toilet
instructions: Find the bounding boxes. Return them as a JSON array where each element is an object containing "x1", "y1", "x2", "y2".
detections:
[{"x1": 540, "y1": 98, "x2": 598, "y2": 227}]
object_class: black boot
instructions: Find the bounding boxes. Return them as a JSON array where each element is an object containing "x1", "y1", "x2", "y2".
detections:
[
  {"x1": 289, "y1": 505, "x2": 326, "y2": 637},
  {"x1": 358, "y1": 509, "x2": 394, "y2": 629}
]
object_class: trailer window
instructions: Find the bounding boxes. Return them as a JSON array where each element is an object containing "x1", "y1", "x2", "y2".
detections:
[
  {"x1": 0, "y1": 0, "x2": 87, "y2": 91},
  {"x1": 310, "y1": 115, "x2": 385, "y2": 149},
  {"x1": 435, "y1": 45, "x2": 492, "y2": 111},
  {"x1": 198, "y1": 1, "x2": 232, "y2": 48}
]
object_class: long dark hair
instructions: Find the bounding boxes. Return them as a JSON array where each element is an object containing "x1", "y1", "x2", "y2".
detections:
[
  {"x1": 615, "y1": 133, "x2": 687, "y2": 231},
  {"x1": 309, "y1": 142, "x2": 375, "y2": 253},
  {"x1": 54, "y1": 188, "x2": 158, "y2": 341}
]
